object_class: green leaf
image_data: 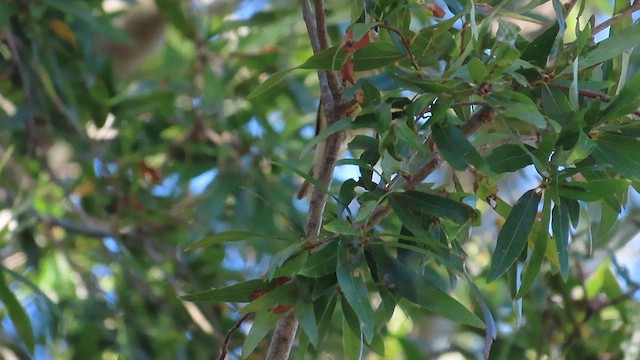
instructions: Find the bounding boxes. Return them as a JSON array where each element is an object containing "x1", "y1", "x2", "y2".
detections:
[
  {"x1": 240, "y1": 284, "x2": 295, "y2": 314},
  {"x1": 541, "y1": 85, "x2": 572, "y2": 125},
  {"x1": 487, "y1": 91, "x2": 547, "y2": 128},
  {"x1": 184, "y1": 231, "x2": 260, "y2": 251},
  {"x1": 388, "y1": 191, "x2": 476, "y2": 224},
  {"x1": 324, "y1": 220, "x2": 362, "y2": 236},
  {"x1": 598, "y1": 70, "x2": 640, "y2": 125},
  {"x1": 467, "y1": 57, "x2": 488, "y2": 84},
  {"x1": 464, "y1": 270, "x2": 496, "y2": 358},
  {"x1": 0, "y1": 271, "x2": 34, "y2": 353},
  {"x1": 488, "y1": 189, "x2": 542, "y2": 282},
  {"x1": 350, "y1": 0, "x2": 365, "y2": 22},
  {"x1": 242, "y1": 310, "x2": 285, "y2": 357},
  {"x1": 298, "y1": 46, "x2": 346, "y2": 70},
  {"x1": 342, "y1": 312, "x2": 362, "y2": 360},
  {"x1": 592, "y1": 132, "x2": 640, "y2": 180},
  {"x1": 552, "y1": 200, "x2": 570, "y2": 281},
  {"x1": 433, "y1": 122, "x2": 487, "y2": 171},
  {"x1": 516, "y1": 193, "x2": 551, "y2": 298},
  {"x1": 336, "y1": 244, "x2": 375, "y2": 343},
  {"x1": 371, "y1": 247, "x2": 484, "y2": 328},
  {"x1": 294, "y1": 299, "x2": 318, "y2": 347},
  {"x1": 560, "y1": 22, "x2": 640, "y2": 75},
  {"x1": 394, "y1": 121, "x2": 426, "y2": 154},
  {"x1": 299, "y1": 242, "x2": 338, "y2": 278},
  {"x1": 559, "y1": 179, "x2": 630, "y2": 202},
  {"x1": 520, "y1": 24, "x2": 559, "y2": 68},
  {"x1": 485, "y1": 144, "x2": 536, "y2": 173},
  {"x1": 0, "y1": 4, "x2": 16, "y2": 27},
  {"x1": 180, "y1": 279, "x2": 273, "y2": 303},
  {"x1": 154, "y1": 0, "x2": 196, "y2": 39},
  {"x1": 300, "y1": 117, "x2": 355, "y2": 157},
  {"x1": 353, "y1": 42, "x2": 405, "y2": 71},
  {"x1": 247, "y1": 69, "x2": 294, "y2": 99},
  {"x1": 268, "y1": 250, "x2": 307, "y2": 281}
]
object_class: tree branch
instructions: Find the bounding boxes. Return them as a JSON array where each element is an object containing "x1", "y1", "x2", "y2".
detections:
[
  {"x1": 267, "y1": 1, "x2": 342, "y2": 359},
  {"x1": 549, "y1": 83, "x2": 640, "y2": 117},
  {"x1": 364, "y1": 107, "x2": 495, "y2": 230},
  {"x1": 591, "y1": 1, "x2": 640, "y2": 37}
]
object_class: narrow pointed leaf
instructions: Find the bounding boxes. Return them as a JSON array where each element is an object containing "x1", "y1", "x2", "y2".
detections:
[
  {"x1": 337, "y1": 245, "x2": 375, "y2": 343},
  {"x1": 185, "y1": 231, "x2": 260, "y2": 251},
  {"x1": 488, "y1": 189, "x2": 541, "y2": 282},
  {"x1": 0, "y1": 271, "x2": 34, "y2": 353},
  {"x1": 433, "y1": 122, "x2": 486, "y2": 171},
  {"x1": 552, "y1": 201, "x2": 570, "y2": 281},
  {"x1": 180, "y1": 279, "x2": 274, "y2": 303},
  {"x1": 516, "y1": 194, "x2": 551, "y2": 298},
  {"x1": 242, "y1": 310, "x2": 284, "y2": 357},
  {"x1": 294, "y1": 299, "x2": 319, "y2": 347}
]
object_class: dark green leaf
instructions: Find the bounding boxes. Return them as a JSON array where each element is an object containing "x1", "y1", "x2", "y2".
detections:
[
  {"x1": 184, "y1": 231, "x2": 260, "y2": 251},
  {"x1": 154, "y1": 0, "x2": 196, "y2": 39},
  {"x1": 180, "y1": 279, "x2": 272, "y2": 303},
  {"x1": 372, "y1": 248, "x2": 484, "y2": 328},
  {"x1": 336, "y1": 244, "x2": 375, "y2": 343},
  {"x1": 488, "y1": 189, "x2": 542, "y2": 282},
  {"x1": 299, "y1": 242, "x2": 338, "y2": 278},
  {"x1": 242, "y1": 310, "x2": 285, "y2": 357},
  {"x1": 559, "y1": 179, "x2": 630, "y2": 202},
  {"x1": 388, "y1": 191, "x2": 476, "y2": 224},
  {"x1": 342, "y1": 312, "x2": 362, "y2": 360},
  {"x1": 521, "y1": 24, "x2": 559, "y2": 67},
  {"x1": 592, "y1": 132, "x2": 640, "y2": 180},
  {"x1": 464, "y1": 270, "x2": 496, "y2": 358},
  {"x1": 485, "y1": 144, "x2": 536, "y2": 173},
  {"x1": 0, "y1": 271, "x2": 34, "y2": 353},
  {"x1": 294, "y1": 299, "x2": 318, "y2": 347},
  {"x1": 517, "y1": 193, "x2": 551, "y2": 298},
  {"x1": 552, "y1": 201, "x2": 570, "y2": 281},
  {"x1": 598, "y1": 70, "x2": 640, "y2": 125},
  {"x1": 433, "y1": 122, "x2": 487, "y2": 171}
]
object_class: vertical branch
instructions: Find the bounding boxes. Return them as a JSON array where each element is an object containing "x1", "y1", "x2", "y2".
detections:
[{"x1": 267, "y1": 1, "x2": 344, "y2": 359}]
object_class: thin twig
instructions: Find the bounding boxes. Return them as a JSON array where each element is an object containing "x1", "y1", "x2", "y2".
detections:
[
  {"x1": 549, "y1": 83, "x2": 640, "y2": 117},
  {"x1": 591, "y1": 1, "x2": 640, "y2": 37},
  {"x1": 378, "y1": 24, "x2": 421, "y2": 71},
  {"x1": 220, "y1": 313, "x2": 254, "y2": 360},
  {"x1": 364, "y1": 106, "x2": 495, "y2": 230}
]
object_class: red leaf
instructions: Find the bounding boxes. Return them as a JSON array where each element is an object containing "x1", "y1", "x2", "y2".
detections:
[
  {"x1": 341, "y1": 56, "x2": 355, "y2": 84},
  {"x1": 269, "y1": 304, "x2": 293, "y2": 314},
  {"x1": 427, "y1": 3, "x2": 446, "y2": 18},
  {"x1": 139, "y1": 161, "x2": 163, "y2": 184},
  {"x1": 340, "y1": 30, "x2": 371, "y2": 52}
]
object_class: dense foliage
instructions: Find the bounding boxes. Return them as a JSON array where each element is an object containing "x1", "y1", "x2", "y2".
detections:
[{"x1": 2, "y1": 0, "x2": 640, "y2": 359}]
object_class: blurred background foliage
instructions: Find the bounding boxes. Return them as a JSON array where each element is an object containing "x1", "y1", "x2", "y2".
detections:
[{"x1": 1, "y1": 0, "x2": 640, "y2": 359}]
